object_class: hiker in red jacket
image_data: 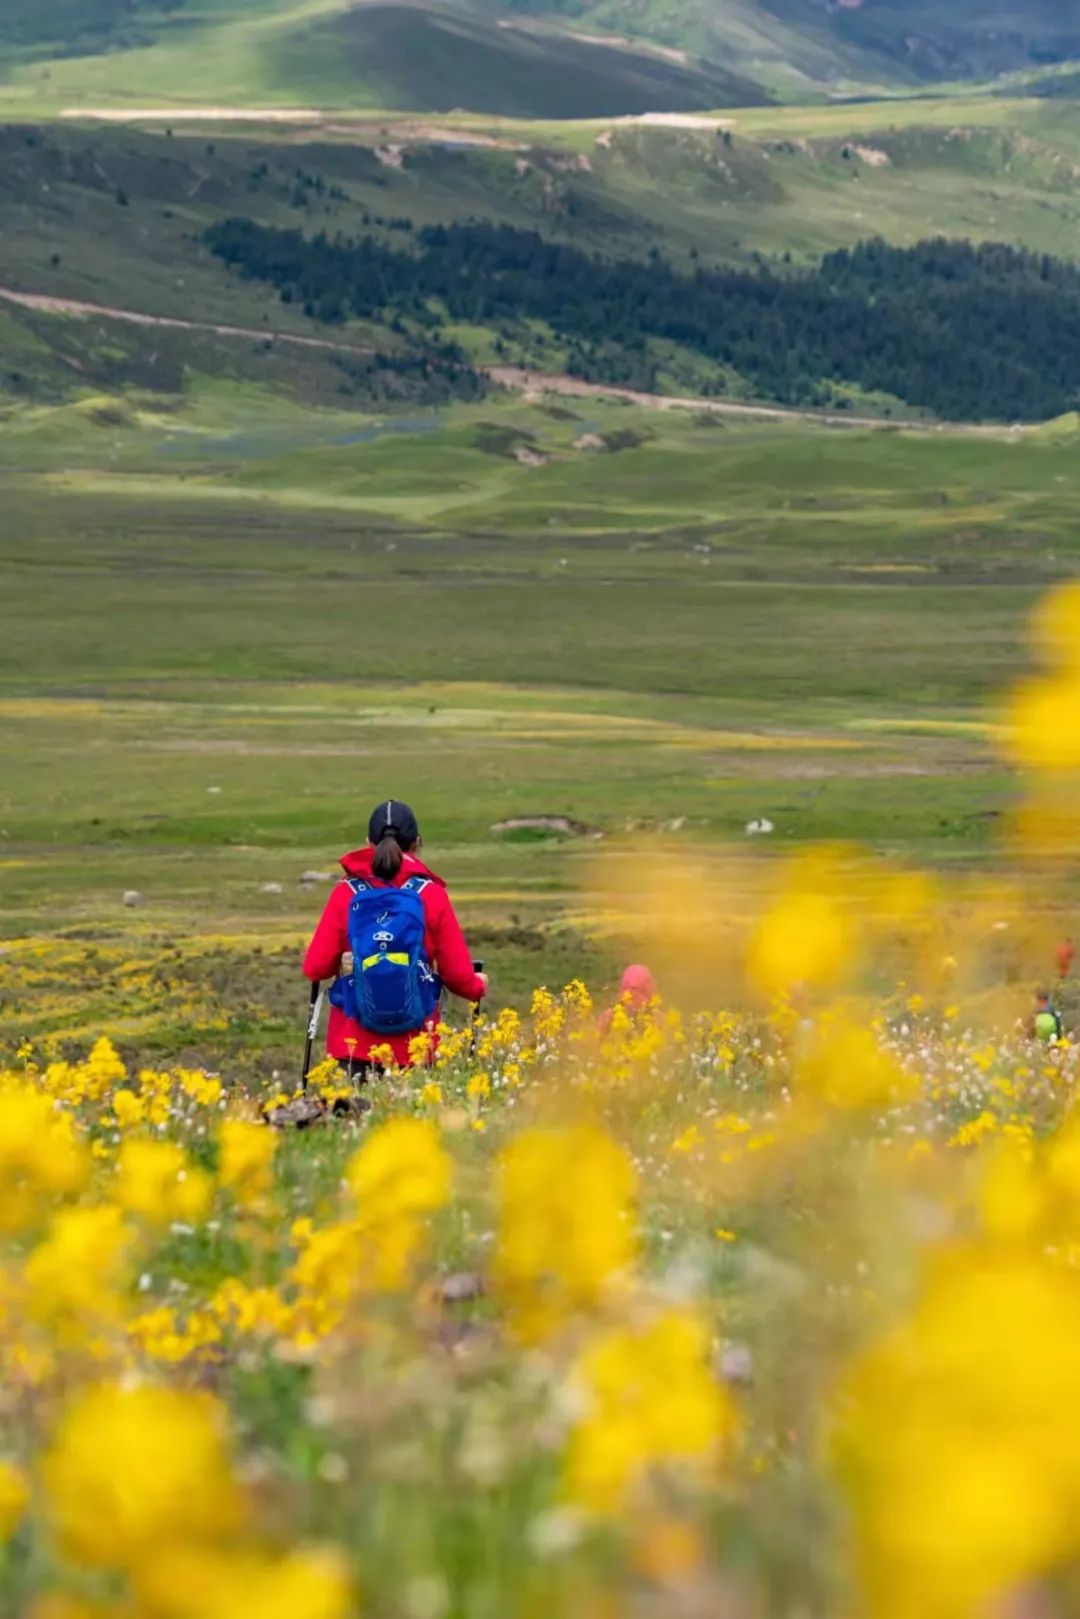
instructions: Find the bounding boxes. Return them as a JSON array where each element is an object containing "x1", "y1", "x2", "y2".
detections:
[{"x1": 303, "y1": 800, "x2": 487, "y2": 1077}]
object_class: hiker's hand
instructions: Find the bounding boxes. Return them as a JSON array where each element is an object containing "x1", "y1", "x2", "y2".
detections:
[
  {"x1": 341, "y1": 952, "x2": 354, "y2": 975},
  {"x1": 475, "y1": 972, "x2": 489, "y2": 998}
]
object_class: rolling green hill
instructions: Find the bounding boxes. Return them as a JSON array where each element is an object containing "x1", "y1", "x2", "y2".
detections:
[
  {"x1": 0, "y1": 0, "x2": 770, "y2": 116},
  {"x1": 5, "y1": 0, "x2": 1079, "y2": 115},
  {"x1": 491, "y1": 0, "x2": 1080, "y2": 92},
  {"x1": 257, "y1": 3, "x2": 766, "y2": 117},
  {"x1": 3, "y1": 98, "x2": 1080, "y2": 415}
]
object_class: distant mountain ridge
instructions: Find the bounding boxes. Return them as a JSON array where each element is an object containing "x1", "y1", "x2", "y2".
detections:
[
  {"x1": 3, "y1": 0, "x2": 1079, "y2": 112},
  {"x1": 492, "y1": 0, "x2": 1080, "y2": 91},
  {"x1": 765, "y1": 0, "x2": 1080, "y2": 79}
]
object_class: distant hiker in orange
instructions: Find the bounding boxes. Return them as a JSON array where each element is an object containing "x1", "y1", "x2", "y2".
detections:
[
  {"x1": 1056, "y1": 937, "x2": 1075, "y2": 981},
  {"x1": 599, "y1": 964, "x2": 658, "y2": 1035}
]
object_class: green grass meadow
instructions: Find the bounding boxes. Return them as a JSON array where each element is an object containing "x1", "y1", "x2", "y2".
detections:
[
  {"x1": 3, "y1": 81, "x2": 1080, "y2": 1072},
  {"x1": 3, "y1": 381, "x2": 1076, "y2": 1069}
]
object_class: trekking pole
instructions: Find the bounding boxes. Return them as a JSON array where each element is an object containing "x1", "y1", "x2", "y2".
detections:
[
  {"x1": 301, "y1": 980, "x2": 323, "y2": 1093},
  {"x1": 468, "y1": 960, "x2": 485, "y2": 1059}
]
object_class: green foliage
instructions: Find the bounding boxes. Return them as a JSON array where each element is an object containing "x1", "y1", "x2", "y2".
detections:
[{"x1": 207, "y1": 216, "x2": 1080, "y2": 420}]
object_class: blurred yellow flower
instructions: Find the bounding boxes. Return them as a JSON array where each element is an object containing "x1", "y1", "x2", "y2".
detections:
[
  {"x1": 348, "y1": 1117, "x2": 451, "y2": 1223},
  {"x1": 1031, "y1": 578, "x2": 1080, "y2": 672},
  {"x1": 112, "y1": 1088, "x2": 146, "y2": 1129},
  {"x1": 289, "y1": 1221, "x2": 359, "y2": 1340},
  {"x1": 1004, "y1": 672, "x2": 1080, "y2": 772},
  {"x1": 834, "y1": 1252, "x2": 1080, "y2": 1619},
  {"x1": 42, "y1": 1383, "x2": 242, "y2": 1569},
  {"x1": 347, "y1": 1118, "x2": 452, "y2": 1292},
  {"x1": 116, "y1": 1139, "x2": 211, "y2": 1227},
  {"x1": 134, "y1": 1543, "x2": 353, "y2": 1619},
  {"x1": 797, "y1": 1023, "x2": 917, "y2": 1113},
  {"x1": 81, "y1": 1038, "x2": 127, "y2": 1100},
  {"x1": 493, "y1": 1125, "x2": 637, "y2": 1342},
  {"x1": 218, "y1": 1120, "x2": 276, "y2": 1208},
  {"x1": 178, "y1": 1070, "x2": 224, "y2": 1108},
  {"x1": 747, "y1": 851, "x2": 859, "y2": 999},
  {"x1": 0, "y1": 1459, "x2": 28, "y2": 1540},
  {"x1": 565, "y1": 1310, "x2": 733, "y2": 1514},
  {"x1": 0, "y1": 1083, "x2": 89, "y2": 1234},
  {"x1": 25, "y1": 1205, "x2": 132, "y2": 1347}
]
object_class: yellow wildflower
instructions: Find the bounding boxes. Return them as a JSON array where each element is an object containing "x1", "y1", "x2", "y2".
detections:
[
  {"x1": 80, "y1": 1038, "x2": 128, "y2": 1101},
  {"x1": 797, "y1": 1022, "x2": 916, "y2": 1112},
  {"x1": 129, "y1": 1306, "x2": 222, "y2": 1364},
  {"x1": 211, "y1": 1279, "x2": 292, "y2": 1340},
  {"x1": 347, "y1": 1118, "x2": 452, "y2": 1291},
  {"x1": 0, "y1": 1459, "x2": 28, "y2": 1540},
  {"x1": 218, "y1": 1119, "x2": 276, "y2": 1208},
  {"x1": 948, "y1": 1111, "x2": 999, "y2": 1150},
  {"x1": 563, "y1": 979, "x2": 594, "y2": 1015},
  {"x1": 747, "y1": 850, "x2": 859, "y2": 998},
  {"x1": 407, "y1": 1030, "x2": 435, "y2": 1067},
  {"x1": 493, "y1": 1125, "x2": 637, "y2": 1342},
  {"x1": 177, "y1": 1070, "x2": 224, "y2": 1108},
  {"x1": 133, "y1": 1543, "x2": 353, "y2": 1619},
  {"x1": 348, "y1": 1117, "x2": 452, "y2": 1221},
  {"x1": 834, "y1": 1251, "x2": 1080, "y2": 1619},
  {"x1": 111, "y1": 1089, "x2": 146, "y2": 1130},
  {"x1": 290, "y1": 1220, "x2": 360, "y2": 1338},
  {"x1": 565, "y1": 1310, "x2": 733, "y2": 1514},
  {"x1": 0, "y1": 1083, "x2": 89, "y2": 1233},
  {"x1": 41, "y1": 1384, "x2": 242, "y2": 1568},
  {"x1": 116, "y1": 1139, "x2": 211, "y2": 1227},
  {"x1": 25, "y1": 1205, "x2": 131, "y2": 1347}
]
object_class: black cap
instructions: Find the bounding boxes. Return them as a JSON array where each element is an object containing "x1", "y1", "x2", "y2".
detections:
[{"x1": 368, "y1": 799, "x2": 419, "y2": 848}]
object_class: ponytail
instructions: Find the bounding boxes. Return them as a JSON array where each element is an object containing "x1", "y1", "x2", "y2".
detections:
[{"x1": 371, "y1": 831, "x2": 404, "y2": 880}]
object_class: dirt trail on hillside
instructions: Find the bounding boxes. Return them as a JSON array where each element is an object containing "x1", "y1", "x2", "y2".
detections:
[
  {"x1": 60, "y1": 107, "x2": 323, "y2": 123},
  {"x1": 0, "y1": 285, "x2": 1023, "y2": 436},
  {"x1": 487, "y1": 366, "x2": 1020, "y2": 437},
  {"x1": 0, "y1": 286, "x2": 373, "y2": 357}
]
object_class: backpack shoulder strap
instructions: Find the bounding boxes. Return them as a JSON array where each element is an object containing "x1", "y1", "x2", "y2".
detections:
[
  {"x1": 401, "y1": 876, "x2": 431, "y2": 896},
  {"x1": 346, "y1": 878, "x2": 369, "y2": 896}
]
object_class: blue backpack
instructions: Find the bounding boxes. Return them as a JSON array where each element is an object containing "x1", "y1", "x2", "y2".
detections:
[{"x1": 329, "y1": 876, "x2": 441, "y2": 1036}]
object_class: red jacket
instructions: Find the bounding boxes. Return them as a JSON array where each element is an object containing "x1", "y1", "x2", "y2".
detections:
[{"x1": 302, "y1": 847, "x2": 485, "y2": 1065}]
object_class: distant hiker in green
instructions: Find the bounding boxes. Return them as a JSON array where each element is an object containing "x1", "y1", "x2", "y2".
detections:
[{"x1": 1028, "y1": 989, "x2": 1064, "y2": 1047}]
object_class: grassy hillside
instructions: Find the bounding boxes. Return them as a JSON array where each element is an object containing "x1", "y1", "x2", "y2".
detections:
[
  {"x1": 761, "y1": 0, "x2": 1080, "y2": 82},
  {"x1": 257, "y1": 4, "x2": 767, "y2": 117},
  {"x1": 0, "y1": 0, "x2": 772, "y2": 116},
  {"x1": 493, "y1": 0, "x2": 1080, "y2": 91},
  {"x1": 3, "y1": 103, "x2": 1080, "y2": 415},
  {"x1": 5, "y1": 0, "x2": 1080, "y2": 111}
]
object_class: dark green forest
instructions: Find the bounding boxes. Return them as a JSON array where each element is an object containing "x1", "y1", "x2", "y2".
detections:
[{"x1": 206, "y1": 219, "x2": 1080, "y2": 421}]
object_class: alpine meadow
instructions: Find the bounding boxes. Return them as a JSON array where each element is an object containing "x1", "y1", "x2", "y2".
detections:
[{"x1": 2, "y1": 2, "x2": 1080, "y2": 1617}]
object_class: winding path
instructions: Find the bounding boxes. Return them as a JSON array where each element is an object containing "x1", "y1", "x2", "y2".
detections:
[
  {"x1": 0, "y1": 285, "x2": 374, "y2": 357},
  {"x1": 0, "y1": 284, "x2": 1023, "y2": 436}
]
